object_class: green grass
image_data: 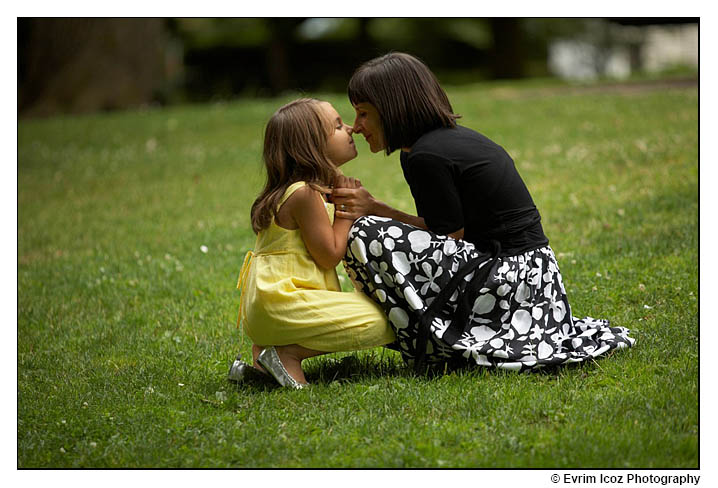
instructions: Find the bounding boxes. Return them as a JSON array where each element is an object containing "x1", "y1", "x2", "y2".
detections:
[{"x1": 18, "y1": 79, "x2": 697, "y2": 468}]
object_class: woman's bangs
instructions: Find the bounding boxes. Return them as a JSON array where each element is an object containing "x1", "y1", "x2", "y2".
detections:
[{"x1": 347, "y1": 71, "x2": 373, "y2": 107}]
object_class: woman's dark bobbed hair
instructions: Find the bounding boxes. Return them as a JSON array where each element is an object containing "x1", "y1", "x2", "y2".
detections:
[{"x1": 348, "y1": 52, "x2": 460, "y2": 154}]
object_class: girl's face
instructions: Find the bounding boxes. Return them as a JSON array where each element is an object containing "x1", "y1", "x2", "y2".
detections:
[
  {"x1": 320, "y1": 102, "x2": 357, "y2": 166},
  {"x1": 351, "y1": 102, "x2": 386, "y2": 153}
]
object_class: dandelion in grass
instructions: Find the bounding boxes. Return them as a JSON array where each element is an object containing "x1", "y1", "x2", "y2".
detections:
[{"x1": 145, "y1": 138, "x2": 157, "y2": 152}]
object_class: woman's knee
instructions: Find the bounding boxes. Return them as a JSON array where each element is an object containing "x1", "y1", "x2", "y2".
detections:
[
  {"x1": 349, "y1": 215, "x2": 380, "y2": 238},
  {"x1": 346, "y1": 222, "x2": 372, "y2": 265}
]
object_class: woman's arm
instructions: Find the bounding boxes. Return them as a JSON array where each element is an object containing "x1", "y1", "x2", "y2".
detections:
[
  {"x1": 332, "y1": 185, "x2": 465, "y2": 239},
  {"x1": 331, "y1": 186, "x2": 426, "y2": 229}
]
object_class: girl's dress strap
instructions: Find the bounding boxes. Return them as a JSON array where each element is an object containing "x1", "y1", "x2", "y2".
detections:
[{"x1": 277, "y1": 181, "x2": 308, "y2": 210}]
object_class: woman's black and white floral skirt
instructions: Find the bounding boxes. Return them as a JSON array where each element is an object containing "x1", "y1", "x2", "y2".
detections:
[{"x1": 343, "y1": 216, "x2": 635, "y2": 372}]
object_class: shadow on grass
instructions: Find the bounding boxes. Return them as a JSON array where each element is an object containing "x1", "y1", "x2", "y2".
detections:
[
  {"x1": 224, "y1": 351, "x2": 409, "y2": 392},
  {"x1": 222, "y1": 347, "x2": 626, "y2": 394}
]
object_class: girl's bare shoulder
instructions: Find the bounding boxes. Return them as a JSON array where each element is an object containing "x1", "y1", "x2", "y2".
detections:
[
  {"x1": 285, "y1": 183, "x2": 324, "y2": 207},
  {"x1": 276, "y1": 184, "x2": 324, "y2": 229}
]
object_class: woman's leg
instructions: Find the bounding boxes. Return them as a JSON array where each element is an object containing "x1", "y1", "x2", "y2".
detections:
[
  {"x1": 345, "y1": 217, "x2": 635, "y2": 371},
  {"x1": 344, "y1": 216, "x2": 479, "y2": 366}
]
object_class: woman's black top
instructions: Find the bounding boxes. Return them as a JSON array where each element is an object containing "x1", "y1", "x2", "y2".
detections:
[{"x1": 399, "y1": 125, "x2": 549, "y2": 255}]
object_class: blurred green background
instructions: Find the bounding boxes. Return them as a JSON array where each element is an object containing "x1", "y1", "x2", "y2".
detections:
[{"x1": 18, "y1": 17, "x2": 697, "y2": 117}]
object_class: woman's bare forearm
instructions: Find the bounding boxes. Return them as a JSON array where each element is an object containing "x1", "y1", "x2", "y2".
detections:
[
  {"x1": 369, "y1": 199, "x2": 427, "y2": 229},
  {"x1": 332, "y1": 187, "x2": 427, "y2": 230}
]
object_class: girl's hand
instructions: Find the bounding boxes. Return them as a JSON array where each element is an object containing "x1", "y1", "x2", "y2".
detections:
[{"x1": 333, "y1": 174, "x2": 362, "y2": 189}]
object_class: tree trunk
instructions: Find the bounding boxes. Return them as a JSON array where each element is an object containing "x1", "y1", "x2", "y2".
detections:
[
  {"x1": 19, "y1": 18, "x2": 168, "y2": 116},
  {"x1": 488, "y1": 18, "x2": 525, "y2": 79}
]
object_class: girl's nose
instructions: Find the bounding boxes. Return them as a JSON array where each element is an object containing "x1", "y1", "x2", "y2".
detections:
[{"x1": 346, "y1": 125, "x2": 354, "y2": 135}]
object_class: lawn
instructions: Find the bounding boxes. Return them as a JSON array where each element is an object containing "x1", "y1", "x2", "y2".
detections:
[{"x1": 17, "y1": 78, "x2": 698, "y2": 468}]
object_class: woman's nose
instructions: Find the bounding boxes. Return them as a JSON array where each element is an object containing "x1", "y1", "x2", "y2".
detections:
[
  {"x1": 346, "y1": 124, "x2": 354, "y2": 134},
  {"x1": 352, "y1": 119, "x2": 363, "y2": 133}
]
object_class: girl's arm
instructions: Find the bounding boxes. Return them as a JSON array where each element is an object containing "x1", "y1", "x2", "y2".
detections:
[{"x1": 289, "y1": 184, "x2": 354, "y2": 270}]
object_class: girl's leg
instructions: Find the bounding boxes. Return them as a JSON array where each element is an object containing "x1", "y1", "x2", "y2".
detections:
[
  {"x1": 253, "y1": 343, "x2": 326, "y2": 384},
  {"x1": 275, "y1": 344, "x2": 325, "y2": 384},
  {"x1": 252, "y1": 344, "x2": 266, "y2": 373}
]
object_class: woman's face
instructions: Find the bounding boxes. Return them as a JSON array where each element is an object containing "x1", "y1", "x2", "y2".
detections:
[
  {"x1": 320, "y1": 102, "x2": 357, "y2": 166},
  {"x1": 352, "y1": 102, "x2": 386, "y2": 153}
]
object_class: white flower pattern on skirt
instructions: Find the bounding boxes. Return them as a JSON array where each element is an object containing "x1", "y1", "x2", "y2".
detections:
[{"x1": 344, "y1": 216, "x2": 635, "y2": 371}]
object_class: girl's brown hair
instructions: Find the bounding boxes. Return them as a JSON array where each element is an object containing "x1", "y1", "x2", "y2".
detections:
[
  {"x1": 348, "y1": 52, "x2": 460, "y2": 155},
  {"x1": 250, "y1": 98, "x2": 339, "y2": 233}
]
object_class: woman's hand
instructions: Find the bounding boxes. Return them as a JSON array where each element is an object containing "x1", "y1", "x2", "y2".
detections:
[
  {"x1": 332, "y1": 185, "x2": 377, "y2": 220},
  {"x1": 332, "y1": 175, "x2": 371, "y2": 220}
]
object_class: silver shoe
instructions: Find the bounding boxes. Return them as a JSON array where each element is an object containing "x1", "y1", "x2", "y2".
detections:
[
  {"x1": 256, "y1": 346, "x2": 305, "y2": 390},
  {"x1": 227, "y1": 354, "x2": 268, "y2": 383}
]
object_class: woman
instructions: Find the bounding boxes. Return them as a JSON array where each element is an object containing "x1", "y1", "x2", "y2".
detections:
[{"x1": 332, "y1": 52, "x2": 635, "y2": 372}]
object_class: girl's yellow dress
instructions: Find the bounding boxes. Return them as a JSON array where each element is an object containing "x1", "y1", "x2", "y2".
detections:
[{"x1": 237, "y1": 181, "x2": 396, "y2": 352}]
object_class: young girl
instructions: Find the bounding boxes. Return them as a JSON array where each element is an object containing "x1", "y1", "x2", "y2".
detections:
[{"x1": 229, "y1": 98, "x2": 395, "y2": 389}]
